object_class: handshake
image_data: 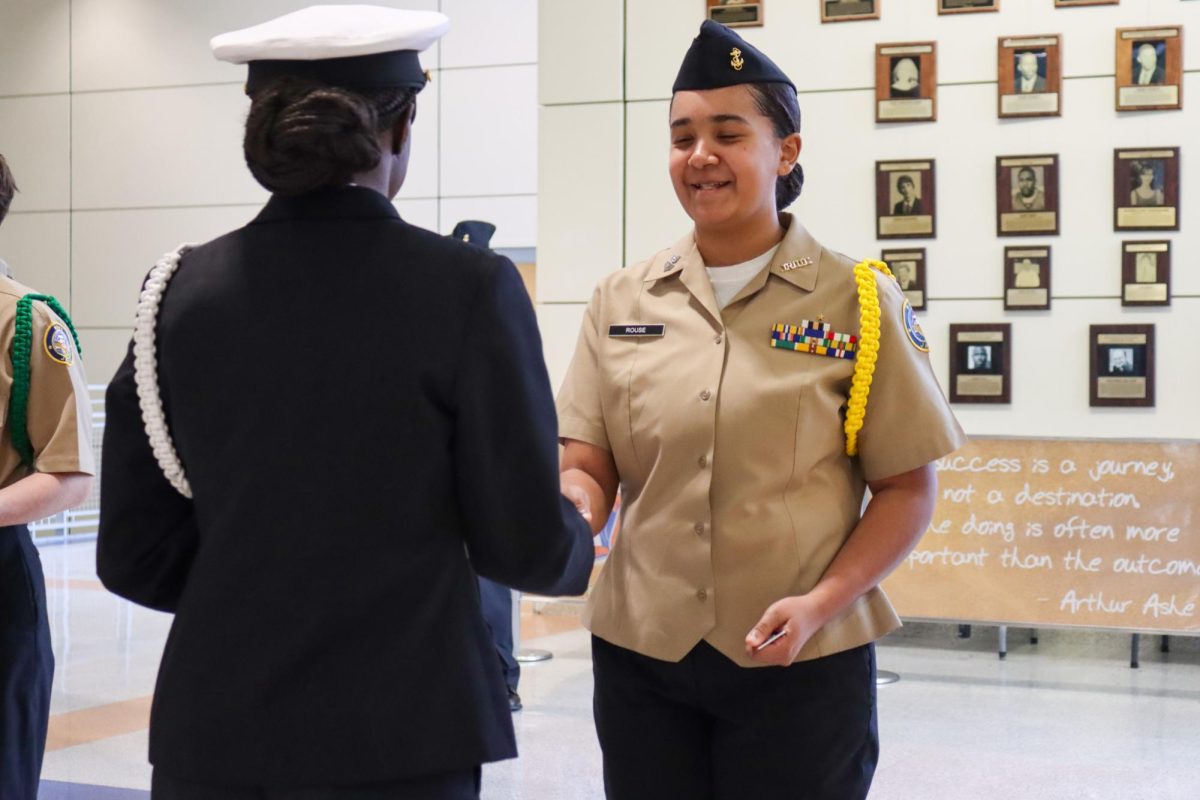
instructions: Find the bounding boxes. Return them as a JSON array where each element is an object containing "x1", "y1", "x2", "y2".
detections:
[{"x1": 560, "y1": 467, "x2": 605, "y2": 533}]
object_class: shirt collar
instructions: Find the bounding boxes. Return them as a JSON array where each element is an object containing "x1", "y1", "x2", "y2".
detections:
[
  {"x1": 642, "y1": 215, "x2": 824, "y2": 324},
  {"x1": 249, "y1": 185, "x2": 402, "y2": 225},
  {"x1": 645, "y1": 213, "x2": 822, "y2": 291}
]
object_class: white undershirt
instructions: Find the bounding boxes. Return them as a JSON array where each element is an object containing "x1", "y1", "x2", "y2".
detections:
[{"x1": 705, "y1": 244, "x2": 780, "y2": 310}]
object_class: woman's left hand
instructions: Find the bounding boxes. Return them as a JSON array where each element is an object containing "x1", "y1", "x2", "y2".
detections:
[{"x1": 744, "y1": 594, "x2": 825, "y2": 666}]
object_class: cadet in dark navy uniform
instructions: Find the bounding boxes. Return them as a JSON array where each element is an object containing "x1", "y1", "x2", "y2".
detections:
[
  {"x1": 96, "y1": 8, "x2": 593, "y2": 800},
  {"x1": 0, "y1": 153, "x2": 95, "y2": 800}
]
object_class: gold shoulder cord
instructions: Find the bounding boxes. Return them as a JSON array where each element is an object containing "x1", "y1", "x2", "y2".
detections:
[{"x1": 845, "y1": 259, "x2": 894, "y2": 457}]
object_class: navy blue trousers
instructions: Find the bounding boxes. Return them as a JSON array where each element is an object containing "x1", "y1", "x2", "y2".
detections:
[
  {"x1": 592, "y1": 636, "x2": 878, "y2": 800},
  {"x1": 0, "y1": 524, "x2": 53, "y2": 800},
  {"x1": 152, "y1": 768, "x2": 481, "y2": 799},
  {"x1": 476, "y1": 577, "x2": 519, "y2": 692}
]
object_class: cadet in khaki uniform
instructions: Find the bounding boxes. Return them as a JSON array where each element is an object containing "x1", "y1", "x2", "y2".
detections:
[
  {"x1": 0, "y1": 153, "x2": 95, "y2": 800},
  {"x1": 558, "y1": 23, "x2": 965, "y2": 800}
]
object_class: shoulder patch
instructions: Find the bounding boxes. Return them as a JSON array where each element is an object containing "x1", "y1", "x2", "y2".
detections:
[
  {"x1": 903, "y1": 300, "x2": 929, "y2": 353},
  {"x1": 44, "y1": 322, "x2": 74, "y2": 365}
]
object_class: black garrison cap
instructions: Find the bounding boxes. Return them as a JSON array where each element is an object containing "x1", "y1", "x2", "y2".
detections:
[
  {"x1": 449, "y1": 220, "x2": 496, "y2": 249},
  {"x1": 672, "y1": 20, "x2": 795, "y2": 93}
]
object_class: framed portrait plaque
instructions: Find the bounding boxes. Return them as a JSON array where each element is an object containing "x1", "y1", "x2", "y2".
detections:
[
  {"x1": 882, "y1": 248, "x2": 927, "y2": 310},
  {"x1": 998, "y1": 35, "x2": 1062, "y2": 118},
  {"x1": 950, "y1": 324, "x2": 1011, "y2": 404},
  {"x1": 1090, "y1": 325, "x2": 1154, "y2": 408},
  {"x1": 939, "y1": 0, "x2": 998, "y2": 14},
  {"x1": 1055, "y1": 1, "x2": 1118, "y2": 7},
  {"x1": 1116, "y1": 26, "x2": 1183, "y2": 112},
  {"x1": 876, "y1": 160, "x2": 936, "y2": 239},
  {"x1": 996, "y1": 155, "x2": 1060, "y2": 236},
  {"x1": 1004, "y1": 246, "x2": 1051, "y2": 311},
  {"x1": 1113, "y1": 147, "x2": 1180, "y2": 232},
  {"x1": 820, "y1": 0, "x2": 879, "y2": 23},
  {"x1": 1121, "y1": 241, "x2": 1170, "y2": 307},
  {"x1": 707, "y1": 0, "x2": 763, "y2": 28},
  {"x1": 876, "y1": 42, "x2": 937, "y2": 123}
]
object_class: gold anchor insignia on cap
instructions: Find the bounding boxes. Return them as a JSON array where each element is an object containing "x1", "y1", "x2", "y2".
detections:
[
  {"x1": 730, "y1": 47, "x2": 745, "y2": 71},
  {"x1": 781, "y1": 256, "x2": 813, "y2": 271}
]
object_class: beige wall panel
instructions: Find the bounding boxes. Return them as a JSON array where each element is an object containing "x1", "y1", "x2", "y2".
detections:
[
  {"x1": 442, "y1": 0, "x2": 537, "y2": 69},
  {"x1": 622, "y1": 1, "x2": 1200, "y2": 98},
  {"x1": 397, "y1": 76, "x2": 441, "y2": 201},
  {"x1": 393, "y1": 199, "x2": 439, "y2": 233},
  {"x1": 622, "y1": 100, "x2": 689, "y2": 267},
  {"x1": 441, "y1": 195, "x2": 536, "y2": 248},
  {"x1": 72, "y1": 85, "x2": 266, "y2": 210},
  {"x1": 538, "y1": 103, "x2": 623, "y2": 303},
  {"x1": 70, "y1": 0, "x2": 440, "y2": 93},
  {"x1": 536, "y1": 302, "x2": 587, "y2": 395},
  {"x1": 623, "y1": 1, "x2": 701, "y2": 102},
  {"x1": 440, "y1": 65, "x2": 538, "y2": 197},
  {"x1": 539, "y1": 0, "x2": 622, "y2": 105},
  {"x1": 0, "y1": 212, "x2": 71, "y2": 303},
  {"x1": 71, "y1": 206, "x2": 257, "y2": 328},
  {"x1": 0, "y1": 95, "x2": 70, "y2": 212},
  {"x1": 76, "y1": 327, "x2": 136, "y2": 387},
  {"x1": 925, "y1": 299, "x2": 1200, "y2": 440},
  {"x1": 0, "y1": 0, "x2": 70, "y2": 96}
]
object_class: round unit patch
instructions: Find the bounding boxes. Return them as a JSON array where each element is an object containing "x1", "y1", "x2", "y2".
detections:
[
  {"x1": 44, "y1": 322, "x2": 74, "y2": 366},
  {"x1": 903, "y1": 300, "x2": 929, "y2": 353}
]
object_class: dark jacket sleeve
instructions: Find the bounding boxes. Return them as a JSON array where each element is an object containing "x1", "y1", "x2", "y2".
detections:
[
  {"x1": 96, "y1": 346, "x2": 199, "y2": 612},
  {"x1": 453, "y1": 257, "x2": 594, "y2": 597}
]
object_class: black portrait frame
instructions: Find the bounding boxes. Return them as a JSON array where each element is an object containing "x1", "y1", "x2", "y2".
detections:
[
  {"x1": 1090, "y1": 324, "x2": 1155, "y2": 408},
  {"x1": 950, "y1": 323, "x2": 1011, "y2": 405}
]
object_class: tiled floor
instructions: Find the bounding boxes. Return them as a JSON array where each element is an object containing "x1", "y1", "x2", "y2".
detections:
[{"x1": 34, "y1": 541, "x2": 1200, "y2": 799}]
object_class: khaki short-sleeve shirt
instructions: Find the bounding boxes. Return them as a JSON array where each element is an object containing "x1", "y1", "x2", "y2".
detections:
[
  {"x1": 557, "y1": 216, "x2": 965, "y2": 667},
  {"x1": 0, "y1": 276, "x2": 95, "y2": 488}
]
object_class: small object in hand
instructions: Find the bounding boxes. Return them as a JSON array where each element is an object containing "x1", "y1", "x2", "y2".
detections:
[{"x1": 754, "y1": 628, "x2": 788, "y2": 652}]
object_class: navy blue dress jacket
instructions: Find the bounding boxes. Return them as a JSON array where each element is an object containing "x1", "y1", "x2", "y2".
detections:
[{"x1": 97, "y1": 187, "x2": 594, "y2": 786}]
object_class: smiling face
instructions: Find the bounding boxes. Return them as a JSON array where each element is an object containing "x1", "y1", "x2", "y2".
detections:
[{"x1": 668, "y1": 85, "x2": 799, "y2": 237}]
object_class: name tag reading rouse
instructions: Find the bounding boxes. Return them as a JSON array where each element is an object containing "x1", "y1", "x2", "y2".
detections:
[{"x1": 609, "y1": 324, "x2": 666, "y2": 338}]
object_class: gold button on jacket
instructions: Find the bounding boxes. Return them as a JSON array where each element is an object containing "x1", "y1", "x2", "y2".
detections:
[{"x1": 558, "y1": 216, "x2": 965, "y2": 667}]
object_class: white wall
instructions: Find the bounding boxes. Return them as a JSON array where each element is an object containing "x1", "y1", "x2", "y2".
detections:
[
  {"x1": 538, "y1": 0, "x2": 1200, "y2": 439},
  {"x1": 0, "y1": 0, "x2": 539, "y2": 382}
]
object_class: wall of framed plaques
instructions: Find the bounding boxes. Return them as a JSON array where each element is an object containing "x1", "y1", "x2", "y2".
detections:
[{"x1": 538, "y1": 0, "x2": 1200, "y2": 441}]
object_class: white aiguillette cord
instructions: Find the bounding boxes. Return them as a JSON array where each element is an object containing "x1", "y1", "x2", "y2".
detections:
[{"x1": 132, "y1": 244, "x2": 197, "y2": 499}]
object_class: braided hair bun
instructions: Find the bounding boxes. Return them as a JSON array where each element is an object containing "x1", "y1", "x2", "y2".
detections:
[{"x1": 244, "y1": 78, "x2": 415, "y2": 195}]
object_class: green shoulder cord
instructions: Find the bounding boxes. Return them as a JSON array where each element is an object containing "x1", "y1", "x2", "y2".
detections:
[{"x1": 10, "y1": 294, "x2": 83, "y2": 467}]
